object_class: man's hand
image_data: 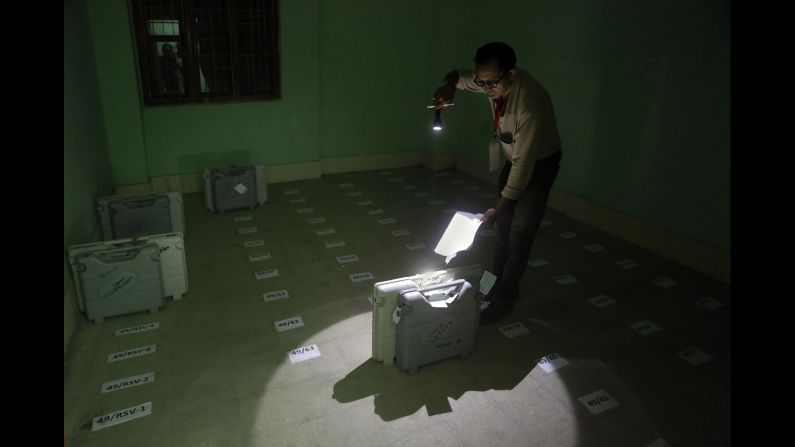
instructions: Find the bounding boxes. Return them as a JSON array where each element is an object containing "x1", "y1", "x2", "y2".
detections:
[
  {"x1": 481, "y1": 208, "x2": 497, "y2": 226},
  {"x1": 481, "y1": 197, "x2": 516, "y2": 226},
  {"x1": 432, "y1": 70, "x2": 459, "y2": 110}
]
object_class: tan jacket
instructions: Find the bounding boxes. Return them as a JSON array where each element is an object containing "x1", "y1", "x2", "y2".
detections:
[{"x1": 456, "y1": 68, "x2": 561, "y2": 200}]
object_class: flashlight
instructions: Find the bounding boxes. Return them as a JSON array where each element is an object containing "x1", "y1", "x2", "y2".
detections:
[
  {"x1": 427, "y1": 103, "x2": 453, "y2": 132},
  {"x1": 433, "y1": 110, "x2": 443, "y2": 131}
]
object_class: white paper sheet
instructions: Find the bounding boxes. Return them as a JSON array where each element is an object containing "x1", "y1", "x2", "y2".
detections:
[{"x1": 434, "y1": 211, "x2": 484, "y2": 263}]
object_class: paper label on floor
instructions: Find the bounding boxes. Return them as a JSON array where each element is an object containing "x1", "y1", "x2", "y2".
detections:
[
  {"x1": 388, "y1": 177, "x2": 403, "y2": 182},
  {"x1": 402, "y1": 185, "x2": 416, "y2": 190},
  {"x1": 558, "y1": 231, "x2": 578, "y2": 239},
  {"x1": 378, "y1": 218, "x2": 397, "y2": 225},
  {"x1": 653, "y1": 276, "x2": 677, "y2": 288},
  {"x1": 350, "y1": 272, "x2": 374, "y2": 283},
  {"x1": 553, "y1": 274, "x2": 579, "y2": 285},
  {"x1": 101, "y1": 372, "x2": 156, "y2": 394},
  {"x1": 244, "y1": 239, "x2": 265, "y2": 248},
  {"x1": 284, "y1": 189, "x2": 300, "y2": 195},
  {"x1": 347, "y1": 191, "x2": 363, "y2": 197},
  {"x1": 428, "y1": 200, "x2": 445, "y2": 206},
  {"x1": 263, "y1": 289, "x2": 290, "y2": 302},
  {"x1": 578, "y1": 390, "x2": 619, "y2": 415},
  {"x1": 115, "y1": 322, "x2": 159, "y2": 336},
  {"x1": 290, "y1": 198, "x2": 307, "y2": 204},
  {"x1": 406, "y1": 242, "x2": 427, "y2": 250},
  {"x1": 255, "y1": 269, "x2": 280, "y2": 280},
  {"x1": 479, "y1": 270, "x2": 497, "y2": 295},
  {"x1": 537, "y1": 353, "x2": 570, "y2": 373},
  {"x1": 391, "y1": 229, "x2": 411, "y2": 236},
  {"x1": 339, "y1": 183, "x2": 353, "y2": 188},
  {"x1": 465, "y1": 186, "x2": 479, "y2": 191},
  {"x1": 695, "y1": 297, "x2": 724, "y2": 311},
  {"x1": 249, "y1": 253, "x2": 272, "y2": 262},
  {"x1": 92, "y1": 402, "x2": 152, "y2": 431},
  {"x1": 379, "y1": 171, "x2": 392, "y2": 175},
  {"x1": 528, "y1": 258, "x2": 549, "y2": 268},
  {"x1": 234, "y1": 183, "x2": 248, "y2": 195},
  {"x1": 678, "y1": 347, "x2": 712, "y2": 366},
  {"x1": 275, "y1": 316, "x2": 304, "y2": 332},
  {"x1": 315, "y1": 227, "x2": 336, "y2": 235},
  {"x1": 616, "y1": 259, "x2": 638, "y2": 269},
  {"x1": 336, "y1": 254, "x2": 359, "y2": 264},
  {"x1": 499, "y1": 322, "x2": 529, "y2": 338},
  {"x1": 107, "y1": 345, "x2": 156, "y2": 363},
  {"x1": 296, "y1": 207, "x2": 314, "y2": 214},
  {"x1": 630, "y1": 320, "x2": 661, "y2": 335},
  {"x1": 584, "y1": 244, "x2": 605, "y2": 252},
  {"x1": 588, "y1": 295, "x2": 616, "y2": 308},
  {"x1": 289, "y1": 344, "x2": 321, "y2": 363},
  {"x1": 233, "y1": 215, "x2": 253, "y2": 222},
  {"x1": 307, "y1": 217, "x2": 326, "y2": 224},
  {"x1": 357, "y1": 200, "x2": 373, "y2": 206},
  {"x1": 237, "y1": 227, "x2": 257, "y2": 235},
  {"x1": 450, "y1": 179, "x2": 464, "y2": 184},
  {"x1": 366, "y1": 208, "x2": 384, "y2": 215},
  {"x1": 435, "y1": 172, "x2": 451, "y2": 177},
  {"x1": 413, "y1": 192, "x2": 430, "y2": 197},
  {"x1": 646, "y1": 439, "x2": 672, "y2": 447},
  {"x1": 324, "y1": 240, "x2": 346, "y2": 248}
]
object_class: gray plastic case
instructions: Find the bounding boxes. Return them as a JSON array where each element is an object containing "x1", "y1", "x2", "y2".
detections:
[
  {"x1": 203, "y1": 164, "x2": 267, "y2": 213},
  {"x1": 73, "y1": 242, "x2": 165, "y2": 323},
  {"x1": 395, "y1": 279, "x2": 479, "y2": 373}
]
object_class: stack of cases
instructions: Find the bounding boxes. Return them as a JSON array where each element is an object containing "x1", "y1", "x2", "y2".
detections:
[
  {"x1": 97, "y1": 192, "x2": 185, "y2": 240},
  {"x1": 68, "y1": 233, "x2": 188, "y2": 322},
  {"x1": 371, "y1": 265, "x2": 482, "y2": 366},
  {"x1": 395, "y1": 279, "x2": 479, "y2": 373},
  {"x1": 203, "y1": 164, "x2": 267, "y2": 213},
  {"x1": 69, "y1": 241, "x2": 165, "y2": 323}
]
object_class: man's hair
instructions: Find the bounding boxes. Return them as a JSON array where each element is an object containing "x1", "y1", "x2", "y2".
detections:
[{"x1": 474, "y1": 42, "x2": 517, "y2": 73}]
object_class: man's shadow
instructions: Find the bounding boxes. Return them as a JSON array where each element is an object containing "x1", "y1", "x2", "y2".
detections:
[{"x1": 332, "y1": 317, "x2": 561, "y2": 421}]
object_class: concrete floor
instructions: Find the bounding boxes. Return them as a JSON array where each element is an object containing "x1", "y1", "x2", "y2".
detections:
[{"x1": 63, "y1": 166, "x2": 730, "y2": 447}]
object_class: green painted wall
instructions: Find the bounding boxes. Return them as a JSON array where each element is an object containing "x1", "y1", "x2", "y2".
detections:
[
  {"x1": 84, "y1": 0, "x2": 729, "y2": 252},
  {"x1": 86, "y1": 0, "x2": 149, "y2": 185},
  {"x1": 318, "y1": 0, "x2": 431, "y2": 157},
  {"x1": 142, "y1": 1, "x2": 321, "y2": 176},
  {"x1": 427, "y1": 0, "x2": 730, "y2": 252},
  {"x1": 64, "y1": 0, "x2": 114, "y2": 352}
]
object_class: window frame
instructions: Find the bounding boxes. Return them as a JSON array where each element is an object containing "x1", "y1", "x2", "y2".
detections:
[{"x1": 130, "y1": 0, "x2": 281, "y2": 106}]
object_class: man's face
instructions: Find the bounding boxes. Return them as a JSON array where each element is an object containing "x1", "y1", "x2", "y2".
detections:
[{"x1": 474, "y1": 61, "x2": 515, "y2": 99}]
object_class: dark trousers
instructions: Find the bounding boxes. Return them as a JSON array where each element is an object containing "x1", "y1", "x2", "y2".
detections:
[{"x1": 492, "y1": 150, "x2": 562, "y2": 303}]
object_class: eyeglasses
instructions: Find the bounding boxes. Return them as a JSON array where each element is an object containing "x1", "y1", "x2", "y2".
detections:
[{"x1": 473, "y1": 72, "x2": 507, "y2": 89}]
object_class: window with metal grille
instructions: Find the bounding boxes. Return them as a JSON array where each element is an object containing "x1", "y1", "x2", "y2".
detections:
[{"x1": 131, "y1": 0, "x2": 280, "y2": 106}]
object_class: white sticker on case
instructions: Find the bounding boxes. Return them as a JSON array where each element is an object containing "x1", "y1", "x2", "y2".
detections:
[{"x1": 234, "y1": 183, "x2": 248, "y2": 195}]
